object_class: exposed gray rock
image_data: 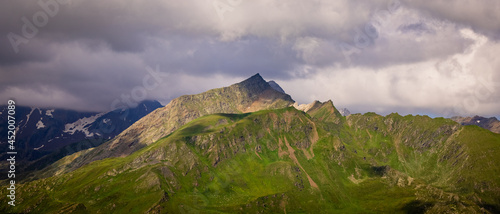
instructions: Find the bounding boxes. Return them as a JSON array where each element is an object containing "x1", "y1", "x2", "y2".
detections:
[
  {"x1": 339, "y1": 108, "x2": 351, "y2": 117},
  {"x1": 268, "y1": 80, "x2": 286, "y2": 94}
]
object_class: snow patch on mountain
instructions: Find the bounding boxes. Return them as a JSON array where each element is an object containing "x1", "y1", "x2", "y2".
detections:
[
  {"x1": 34, "y1": 145, "x2": 44, "y2": 151},
  {"x1": 63, "y1": 113, "x2": 105, "y2": 137},
  {"x1": 46, "y1": 109, "x2": 55, "y2": 117},
  {"x1": 36, "y1": 119, "x2": 45, "y2": 129},
  {"x1": 24, "y1": 107, "x2": 36, "y2": 128},
  {"x1": 48, "y1": 136, "x2": 61, "y2": 143}
]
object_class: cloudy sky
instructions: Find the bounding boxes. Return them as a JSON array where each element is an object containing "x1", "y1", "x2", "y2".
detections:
[{"x1": 1, "y1": 0, "x2": 499, "y2": 118}]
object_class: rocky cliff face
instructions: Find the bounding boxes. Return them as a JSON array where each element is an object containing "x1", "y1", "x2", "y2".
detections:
[{"x1": 45, "y1": 74, "x2": 295, "y2": 176}]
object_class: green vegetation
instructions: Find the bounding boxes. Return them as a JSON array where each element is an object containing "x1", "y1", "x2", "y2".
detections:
[{"x1": 2, "y1": 106, "x2": 499, "y2": 213}]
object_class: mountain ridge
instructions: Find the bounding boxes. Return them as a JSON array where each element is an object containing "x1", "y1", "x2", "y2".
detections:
[
  {"x1": 0, "y1": 100, "x2": 163, "y2": 178},
  {"x1": 3, "y1": 105, "x2": 499, "y2": 213},
  {"x1": 39, "y1": 74, "x2": 295, "y2": 178},
  {"x1": 2, "y1": 74, "x2": 500, "y2": 213}
]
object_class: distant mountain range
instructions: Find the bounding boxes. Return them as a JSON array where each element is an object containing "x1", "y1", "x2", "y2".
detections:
[
  {"x1": 1, "y1": 74, "x2": 499, "y2": 213},
  {"x1": 338, "y1": 107, "x2": 351, "y2": 116},
  {"x1": 0, "y1": 100, "x2": 162, "y2": 176},
  {"x1": 451, "y1": 116, "x2": 500, "y2": 134}
]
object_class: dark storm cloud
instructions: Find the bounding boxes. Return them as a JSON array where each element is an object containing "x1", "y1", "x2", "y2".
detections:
[
  {"x1": 0, "y1": 0, "x2": 224, "y2": 63},
  {"x1": 140, "y1": 36, "x2": 301, "y2": 80},
  {"x1": 0, "y1": 38, "x2": 55, "y2": 66},
  {"x1": 401, "y1": 0, "x2": 500, "y2": 39},
  {"x1": 0, "y1": 0, "x2": 498, "y2": 116}
]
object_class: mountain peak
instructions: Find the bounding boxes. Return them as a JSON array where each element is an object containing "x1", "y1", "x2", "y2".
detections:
[
  {"x1": 51, "y1": 73, "x2": 295, "y2": 174},
  {"x1": 248, "y1": 73, "x2": 263, "y2": 80},
  {"x1": 238, "y1": 73, "x2": 264, "y2": 83},
  {"x1": 236, "y1": 74, "x2": 288, "y2": 96},
  {"x1": 236, "y1": 73, "x2": 271, "y2": 94}
]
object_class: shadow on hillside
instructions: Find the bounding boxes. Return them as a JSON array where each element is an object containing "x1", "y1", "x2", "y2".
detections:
[{"x1": 402, "y1": 200, "x2": 434, "y2": 214}]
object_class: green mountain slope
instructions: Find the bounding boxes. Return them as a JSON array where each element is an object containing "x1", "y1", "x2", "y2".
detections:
[
  {"x1": 3, "y1": 102, "x2": 499, "y2": 213},
  {"x1": 31, "y1": 74, "x2": 294, "y2": 179}
]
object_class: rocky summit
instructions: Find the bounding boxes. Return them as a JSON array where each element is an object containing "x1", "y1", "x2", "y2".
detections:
[{"x1": 1, "y1": 74, "x2": 500, "y2": 213}]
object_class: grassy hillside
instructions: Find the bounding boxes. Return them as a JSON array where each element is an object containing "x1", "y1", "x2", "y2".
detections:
[
  {"x1": 2, "y1": 106, "x2": 499, "y2": 213},
  {"x1": 32, "y1": 74, "x2": 295, "y2": 179}
]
